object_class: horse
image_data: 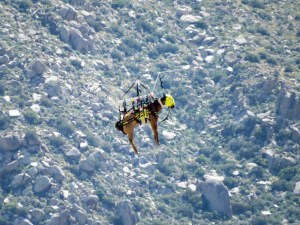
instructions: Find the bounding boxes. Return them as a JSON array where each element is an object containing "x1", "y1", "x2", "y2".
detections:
[{"x1": 115, "y1": 94, "x2": 175, "y2": 154}]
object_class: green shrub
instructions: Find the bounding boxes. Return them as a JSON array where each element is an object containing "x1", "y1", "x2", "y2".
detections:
[
  {"x1": 57, "y1": 118, "x2": 75, "y2": 136},
  {"x1": 111, "y1": 0, "x2": 131, "y2": 9},
  {"x1": 278, "y1": 167, "x2": 297, "y2": 181},
  {"x1": 111, "y1": 50, "x2": 123, "y2": 61},
  {"x1": 245, "y1": 53, "x2": 260, "y2": 63},
  {"x1": 40, "y1": 97, "x2": 53, "y2": 107},
  {"x1": 17, "y1": 0, "x2": 32, "y2": 12},
  {"x1": 24, "y1": 110, "x2": 40, "y2": 124},
  {"x1": 296, "y1": 30, "x2": 300, "y2": 37},
  {"x1": 24, "y1": 130, "x2": 40, "y2": 144},
  {"x1": 224, "y1": 177, "x2": 239, "y2": 189},
  {"x1": 266, "y1": 57, "x2": 278, "y2": 65},
  {"x1": 0, "y1": 82, "x2": 5, "y2": 95},
  {"x1": 231, "y1": 200, "x2": 251, "y2": 215},
  {"x1": 156, "y1": 43, "x2": 179, "y2": 54},
  {"x1": 256, "y1": 27, "x2": 269, "y2": 36},
  {"x1": 0, "y1": 114, "x2": 9, "y2": 130},
  {"x1": 284, "y1": 65, "x2": 293, "y2": 73},
  {"x1": 194, "y1": 20, "x2": 208, "y2": 29},
  {"x1": 136, "y1": 20, "x2": 155, "y2": 33},
  {"x1": 195, "y1": 167, "x2": 205, "y2": 178},
  {"x1": 49, "y1": 135, "x2": 65, "y2": 148}
]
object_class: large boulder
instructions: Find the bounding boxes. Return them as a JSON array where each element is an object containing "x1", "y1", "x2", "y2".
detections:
[
  {"x1": 33, "y1": 176, "x2": 52, "y2": 194},
  {"x1": 70, "y1": 28, "x2": 89, "y2": 53},
  {"x1": 59, "y1": 25, "x2": 71, "y2": 43},
  {"x1": 198, "y1": 179, "x2": 232, "y2": 218},
  {"x1": 30, "y1": 209, "x2": 45, "y2": 224},
  {"x1": 0, "y1": 134, "x2": 21, "y2": 151},
  {"x1": 294, "y1": 181, "x2": 300, "y2": 195},
  {"x1": 0, "y1": 55, "x2": 9, "y2": 65},
  {"x1": 224, "y1": 52, "x2": 238, "y2": 66},
  {"x1": 13, "y1": 218, "x2": 33, "y2": 225},
  {"x1": 117, "y1": 200, "x2": 136, "y2": 225},
  {"x1": 59, "y1": 6, "x2": 77, "y2": 21},
  {"x1": 48, "y1": 165, "x2": 66, "y2": 182},
  {"x1": 276, "y1": 89, "x2": 300, "y2": 120},
  {"x1": 31, "y1": 60, "x2": 47, "y2": 76},
  {"x1": 45, "y1": 209, "x2": 70, "y2": 225}
]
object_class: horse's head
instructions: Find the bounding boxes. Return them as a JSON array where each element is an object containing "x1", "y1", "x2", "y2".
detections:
[{"x1": 161, "y1": 94, "x2": 175, "y2": 109}]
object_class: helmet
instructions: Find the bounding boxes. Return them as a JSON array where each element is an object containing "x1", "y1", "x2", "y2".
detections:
[{"x1": 165, "y1": 94, "x2": 175, "y2": 108}]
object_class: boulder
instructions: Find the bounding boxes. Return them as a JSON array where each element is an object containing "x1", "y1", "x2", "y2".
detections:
[
  {"x1": 294, "y1": 181, "x2": 300, "y2": 195},
  {"x1": 45, "y1": 209, "x2": 70, "y2": 225},
  {"x1": 80, "y1": 155, "x2": 96, "y2": 172},
  {"x1": 224, "y1": 52, "x2": 238, "y2": 66},
  {"x1": 176, "y1": 6, "x2": 192, "y2": 18},
  {"x1": 59, "y1": 6, "x2": 77, "y2": 21},
  {"x1": 191, "y1": 32, "x2": 206, "y2": 44},
  {"x1": 276, "y1": 89, "x2": 300, "y2": 120},
  {"x1": 70, "y1": 28, "x2": 88, "y2": 53},
  {"x1": 71, "y1": 208, "x2": 87, "y2": 225},
  {"x1": 65, "y1": 147, "x2": 82, "y2": 160},
  {"x1": 59, "y1": 25, "x2": 71, "y2": 43},
  {"x1": 30, "y1": 209, "x2": 45, "y2": 224},
  {"x1": 291, "y1": 126, "x2": 300, "y2": 144},
  {"x1": 33, "y1": 176, "x2": 52, "y2": 194},
  {"x1": 8, "y1": 109, "x2": 21, "y2": 117},
  {"x1": 202, "y1": 37, "x2": 216, "y2": 45},
  {"x1": 198, "y1": 179, "x2": 232, "y2": 218},
  {"x1": 13, "y1": 218, "x2": 33, "y2": 225},
  {"x1": 0, "y1": 134, "x2": 21, "y2": 151},
  {"x1": 235, "y1": 35, "x2": 247, "y2": 45},
  {"x1": 11, "y1": 173, "x2": 30, "y2": 188},
  {"x1": 0, "y1": 55, "x2": 9, "y2": 65},
  {"x1": 180, "y1": 15, "x2": 202, "y2": 23},
  {"x1": 117, "y1": 200, "x2": 136, "y2": 225},
  {"x1": 31, "y1": 60, "x2": 46, "y2": 76},
  {"x1": 48, "y1": 165, "x2": 66, "y2": 182}
]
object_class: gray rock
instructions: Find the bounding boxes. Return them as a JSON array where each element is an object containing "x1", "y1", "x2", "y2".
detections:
[
  {"x1": 80, "y1": 155, "x2": 96, "y2": 172},
  {"x1": 45, "y1": 80, "x2": 62, "y2": 97},
  {"x1": 176, "y1": 6, "x2": 192, "y2": 18},
  {"x1": 33, "y1": 176, "x2": 51, "y2": 194},
  {"x1": 49, "y1": 165, "x2": 66, "y2": 182},
  {"x1": 59, "y1": 6, "x2": 77, "y2": 21},
  {"x1": 199, "y1": 179, "x2": 232, "y2": 218},
  {"x1": 291, "y1": 126, "x2": 300, "y2": 144},
  {"x1": 294, "y1": 181, "x2": 300, "y2": 194},
  {"x1": 0, "y1": 55, "x2": 9, "y2": 65},
  {"x1": 139, "y1": 162, "x2": 156, "y2": 174},
  {"x1": 72, "y1": 208, "x2": 87, "y2": 225},
  {"x1": 0, "y1": 134, "x2": 21, "y2": 151},
  {"x1": 280, "y1": 156, "x2": 297, "y2": 168},
  {"x1": 30, "y1": 209, "x2": 45, "y2": 224},
  {"x1": 276, "y1": 89, "x2": 300, "y2": 120},
  {"x1": 31, "y1": 60, "x2": 46, "y2": 76},
  {"x1": 191, "y1": 31, "x2": 206, "y2": 44},
  {"x1": 45, "y1": 209, "x2": 70, "y2": 225},
  {"x1": 70, "y1": 28, "x2": 88, "y2": 53},
  {"x1": 180, "y1": 15, "x2": 202, "y2": 23},
  {"x1": 3, "y1": 160, "x2": 20, "y2": 174},
  {"x1": 13, "y1": 218, "x2": 33, "y2": 225},
  {"x1": 202, "y1": 37, "x2": 216, "y2": 45},
  {"x1": 117, "y1": 200, "x2": 136, "y2": 225},
  {"x1": 59, "y1": 25, "x2": 71, "y2": 43},
  {"x1": 65, "y1": 147, "x2": 82, "y2": 160},
  {"x1": 11, "y1": 173, "x2": 30, "y2": 188},
  {"x1": 224, "y1": 52, "x2": 238, "y2": 66}
]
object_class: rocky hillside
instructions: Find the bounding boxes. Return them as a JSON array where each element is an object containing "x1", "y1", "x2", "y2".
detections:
[{"x1": 0, "y1": 0, "x2": 300, "y2": 224}]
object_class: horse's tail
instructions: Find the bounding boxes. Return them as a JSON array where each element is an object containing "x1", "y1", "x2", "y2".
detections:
[{"x1": 115, "y1": 120, "x2": 126, "y2": 134}]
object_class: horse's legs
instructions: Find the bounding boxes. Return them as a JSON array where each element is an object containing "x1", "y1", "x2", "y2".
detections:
[
  {"x1": 127, "y1": 131, "x2": 138, "y2": 154},
  {"x1": 150, "y1": 116, "x2": 159, "y2": 145}
]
